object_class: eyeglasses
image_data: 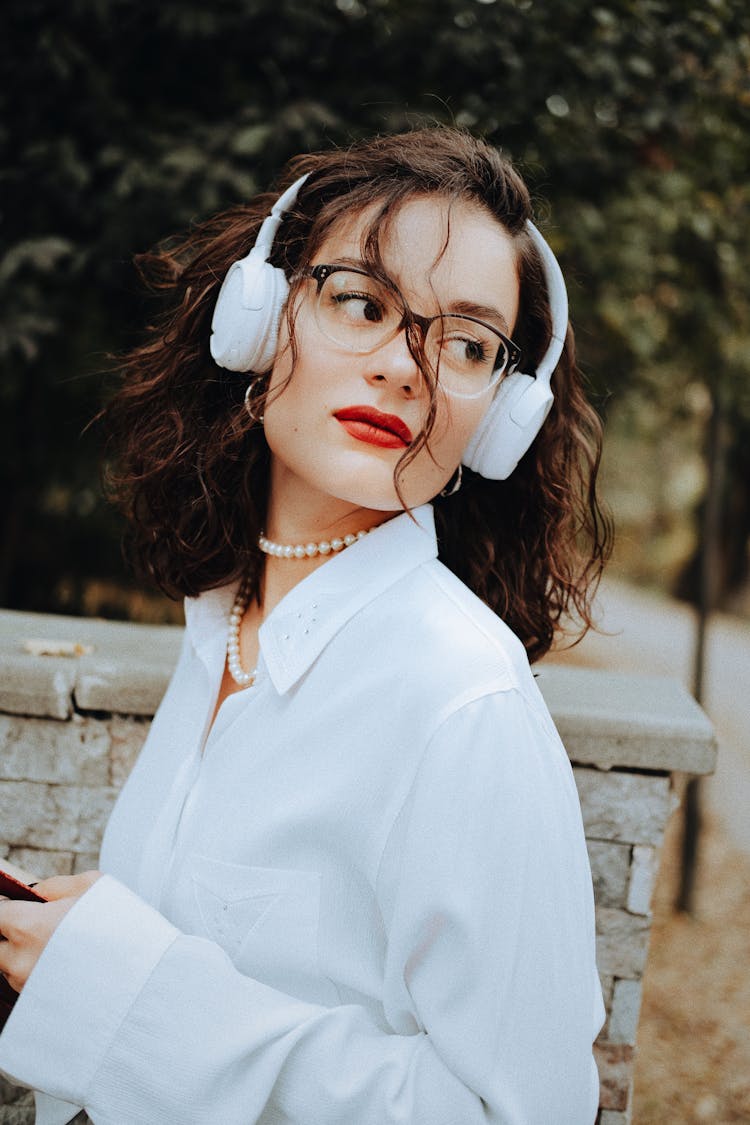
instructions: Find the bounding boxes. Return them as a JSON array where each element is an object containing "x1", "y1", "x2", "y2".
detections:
[{"x1": 303, "y1": 264, "x2": 521, "y2": 399}]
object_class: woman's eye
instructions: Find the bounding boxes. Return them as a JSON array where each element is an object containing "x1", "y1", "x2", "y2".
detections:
[
  {"x1": 463, "y1": 339, "x2": 487, "y2": 363},
  {"x1": 332, "y1": 293, "x2": 385, "y2": 324},
  {"x1": 442, "y1": 334, "x2": 489, "y2": 366}
]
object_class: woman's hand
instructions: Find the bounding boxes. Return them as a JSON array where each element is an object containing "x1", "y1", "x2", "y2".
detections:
[{"x1": 0, "y1": 870, "x2": 100, "y2": 994}]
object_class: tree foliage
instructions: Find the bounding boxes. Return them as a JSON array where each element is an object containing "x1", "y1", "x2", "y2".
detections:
[{"x1": 2, "y1": 0, "x2": 749, "y2": 614}]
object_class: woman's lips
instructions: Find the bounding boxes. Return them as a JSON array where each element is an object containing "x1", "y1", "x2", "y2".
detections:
[{"x1": 334, "y1": 406, "x2": 413, "y2": 449}]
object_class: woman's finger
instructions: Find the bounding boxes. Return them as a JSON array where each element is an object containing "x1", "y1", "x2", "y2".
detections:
[
  {"x1": 32, "y1": 870, "x2": 101, "y2": 901},
  {"x1": 0, "y1": 900, "x2": 37, "y2": 991},
  {"x1": 0, "y1": 937, "x2": 37, "y2": 994}
]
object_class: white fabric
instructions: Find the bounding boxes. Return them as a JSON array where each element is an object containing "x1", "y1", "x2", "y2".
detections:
[{"x1": 0, "y1": 505, "x2": 604, "y2": 1124}]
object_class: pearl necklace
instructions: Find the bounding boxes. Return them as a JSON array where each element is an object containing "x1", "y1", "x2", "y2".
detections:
[
  {"x1": 227, "y1": 576, "x2": 257, "y2": 687},
  {"x1": 226, "y1": 527, "x2": 370, "y2": 687},
  {"x1": 258, "y1": 528, "x2": 369, "y2": 559}
]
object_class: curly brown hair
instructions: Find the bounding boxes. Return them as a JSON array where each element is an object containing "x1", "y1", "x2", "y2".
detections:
[{"x1": 102, "y1": 127, "x2": 611, "y2": 663}]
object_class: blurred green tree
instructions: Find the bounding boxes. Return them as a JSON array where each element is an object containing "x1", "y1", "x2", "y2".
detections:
[{"x1": 1, "y1": 0, "x2": 749, "y2": 616}]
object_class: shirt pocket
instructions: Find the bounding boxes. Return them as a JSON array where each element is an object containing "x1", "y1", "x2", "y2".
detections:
[{"x1": 189, "y1": 854, "x2": 335, "y2": 1003}]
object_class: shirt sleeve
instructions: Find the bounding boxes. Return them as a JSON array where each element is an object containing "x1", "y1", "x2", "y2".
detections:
[{"x1": 0, "y1": 688, "x2": 602, "y2": 1125}]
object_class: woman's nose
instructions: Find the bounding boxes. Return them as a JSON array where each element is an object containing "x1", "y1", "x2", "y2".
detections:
[{"x1": 364, "y1": 327, "x2": 423, "y2": 397}]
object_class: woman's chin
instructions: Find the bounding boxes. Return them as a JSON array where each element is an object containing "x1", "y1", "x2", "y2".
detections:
[{"x1": 325, "y1": 480, "x2": 438, "y2": 514}]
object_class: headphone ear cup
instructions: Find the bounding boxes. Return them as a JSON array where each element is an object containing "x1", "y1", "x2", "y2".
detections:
[
  {"x1": 210, "y1": 252, "x2": 290, "y2": 373},
  {"x1": 462, "y1": 373, "x2": 554, "y2": 480}
]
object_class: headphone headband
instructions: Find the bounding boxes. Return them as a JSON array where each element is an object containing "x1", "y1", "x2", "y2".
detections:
[
  {"x1": 524, "y1": 221, "x2": 568, "y2": 383},
  {"x1": 253, "y1": 174, "x2": 310, "y2": 259}
]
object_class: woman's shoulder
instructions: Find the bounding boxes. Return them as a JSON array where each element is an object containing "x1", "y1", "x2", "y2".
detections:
[{"x1": 367, "y1": 556, "x2": 536, "y2": 699}]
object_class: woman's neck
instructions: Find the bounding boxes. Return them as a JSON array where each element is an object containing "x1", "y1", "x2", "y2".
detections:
[
  {"x1": 257, "y1": 469, "x2": 398, "y2": 617},
  {"x1": 264, "y1": 457, "x2": 399, "y2": 548}
]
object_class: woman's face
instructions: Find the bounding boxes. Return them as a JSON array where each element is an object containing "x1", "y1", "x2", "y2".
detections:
[{"x1": 263, "y1": 194, "x2": 520, "y2": 514}]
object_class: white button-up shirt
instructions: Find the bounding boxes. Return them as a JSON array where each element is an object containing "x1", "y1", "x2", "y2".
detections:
[{"x1": 0, "y1": 505, "x2": 603, "y2": 1124}]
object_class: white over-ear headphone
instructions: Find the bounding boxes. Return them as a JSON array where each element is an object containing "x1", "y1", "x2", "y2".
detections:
[
  {"x1": 210, "y1": 176, "x2": 308, "y2": 375},
  {"x1": 461, "y1": 221, "x2": 568, "y2": 479},
  {"x1": 210, "y1": 174, "x2": 569, "y2": 481}
]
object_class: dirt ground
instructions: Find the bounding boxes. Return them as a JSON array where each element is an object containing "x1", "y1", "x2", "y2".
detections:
[{"x1": 632, "y1": 801, "x2": 750, "y2": 1123}]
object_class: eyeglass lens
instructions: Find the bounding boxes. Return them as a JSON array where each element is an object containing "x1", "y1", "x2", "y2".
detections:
[{"x1": 312, "y1": 269, "x2": 511, "y2": 396}]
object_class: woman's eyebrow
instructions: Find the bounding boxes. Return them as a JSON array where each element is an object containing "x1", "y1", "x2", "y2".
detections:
[
  {"x1": 448, "y1": 300, "x2": 511, "y2": 334},
  {"x1": 323, "y1": 255, "x2": 368, "y2": 270}
]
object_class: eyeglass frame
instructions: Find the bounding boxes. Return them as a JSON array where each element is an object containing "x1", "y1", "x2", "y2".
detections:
[{"x1": 300, "y1": 263, "x2": 522, "y2": 394}]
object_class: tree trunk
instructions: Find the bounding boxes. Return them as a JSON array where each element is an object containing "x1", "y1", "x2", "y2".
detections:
[{"x1": 676, "y1": 385, "x2": 728, "y2": 914}]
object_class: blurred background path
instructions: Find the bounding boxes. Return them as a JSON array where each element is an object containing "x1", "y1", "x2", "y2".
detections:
[{"x1": 547, "y1": 578, "x2": 750, "y2": 855}]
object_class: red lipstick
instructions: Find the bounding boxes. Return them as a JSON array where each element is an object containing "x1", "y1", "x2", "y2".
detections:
[{"x1": 334, "y1": 406, "x2": 413, "y2": 449}]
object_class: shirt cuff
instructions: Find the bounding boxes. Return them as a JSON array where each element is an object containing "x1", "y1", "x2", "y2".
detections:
[{"x1": 0, "y1": 875, "x2": 178, "y2": 1105}]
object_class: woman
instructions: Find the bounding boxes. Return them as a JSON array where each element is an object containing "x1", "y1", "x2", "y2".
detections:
[{"x1": 0, "y1": 128, "x2": 610, "y2": 1124}]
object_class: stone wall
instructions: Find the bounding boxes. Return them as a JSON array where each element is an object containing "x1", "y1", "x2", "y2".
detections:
[{"x1": 0, "y1": 610, "x2": 717, "y2": 1125}]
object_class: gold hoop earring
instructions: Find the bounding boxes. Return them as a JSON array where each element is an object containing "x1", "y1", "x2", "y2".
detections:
[
  {"x1": 440, "y1": 464, "x2": 462, "y2": 497},
  {"x1": 244, "y1": 377, "x2": 265, "y2": 424}
]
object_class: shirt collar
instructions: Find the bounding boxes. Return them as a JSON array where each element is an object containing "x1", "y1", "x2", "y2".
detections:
[{"x1": 184, "y1": 504, "x2": 437, "y2": 695}]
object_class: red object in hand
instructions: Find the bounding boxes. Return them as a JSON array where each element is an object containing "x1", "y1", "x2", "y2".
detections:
[{"x1": 0, "y1": 869, "x2": 46, "y2": 903}]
